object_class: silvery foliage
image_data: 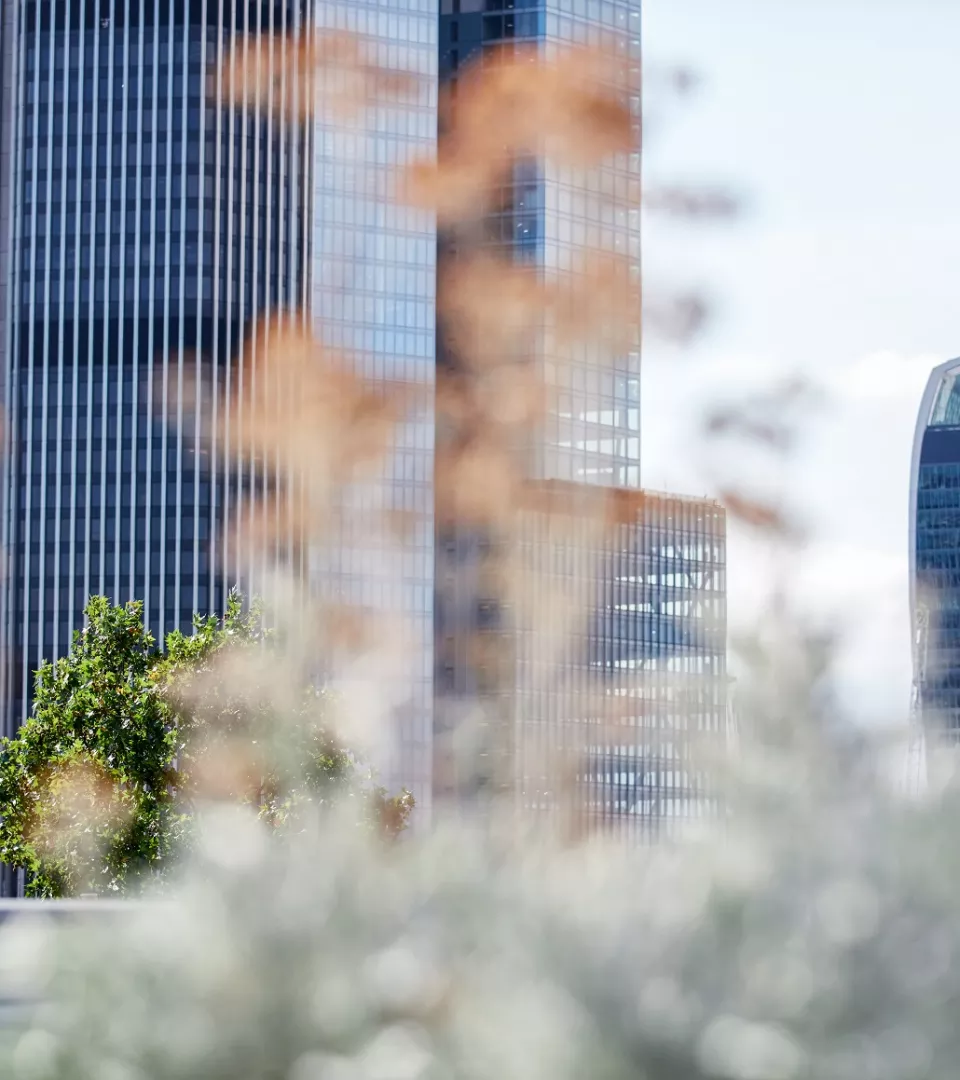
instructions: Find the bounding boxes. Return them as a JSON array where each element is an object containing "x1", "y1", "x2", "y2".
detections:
[{"x1": 1, "y1": 620, "x2": 958, "y2": 1080}]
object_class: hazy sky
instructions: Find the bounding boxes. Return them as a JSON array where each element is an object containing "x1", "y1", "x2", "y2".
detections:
[{"x1": 641, "y1": 1, "x2": 960, "y2": 723}]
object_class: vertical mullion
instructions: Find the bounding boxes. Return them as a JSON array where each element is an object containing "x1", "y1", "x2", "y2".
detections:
[
  {"x1": 22, "y1": 1, "x2": 40, "y2": 716},
  {"x1": 300, "y1": 7, "x2": 313, "y2": 588},
  {"x1": 82, "y1": 9, "x2": 95, "y2": 658},
  {"x1": 265, "y1": 6, "x2": 276, "y2": 574},
  {"x1": 174, "y1": 4, "x2": 189, "y2": 631},
  {"x1": 39, "y1": 11, "x2": 55, "y2": 672},
  {"x1": 114, "y1": 12, "x2": 130, "y2": 607},
  {"x1": 145, "y1": 10, "x2": 160, "y2": 641},
  {"x1": 236, "y1": 3, "x2": 249, "y2": 599},
  {"x1": 51, "y1": 18, "x2": 70, "y2": 665},
  {"x1": 158, "y1": 2, "x2": 175, "y2": 643},
  {"x1": 67, "y1": 0, "x2": 81, "y2": 659},
  {"x1": 130, "y1": 3, "x2": 145, "y2": 610},
  {"x1": 98, "y1": 12, "x2": 115, "y2": 600},
  {"x1": 222, "y1": 0, "x2": 237, "y2": 611},
  {"x1": 211, "y1": 0, "x2": 225, "y2": 618},
  {"x1": 193, "y1": 0, "x2": 209, "y2": 618},
  {"x1": 12, "y1": 0, "x2": 31, "y2": 727},
  {"x1": 0, "y1": 0, "x2": 24, "y2": 731},
  {"x1": 248, "y1": 3, "x2": 262, "y2": 597}
]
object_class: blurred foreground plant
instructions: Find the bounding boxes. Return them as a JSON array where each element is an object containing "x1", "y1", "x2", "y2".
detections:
[
  {"x1": 1, "y1": 615, "x2": 956, "y2": 1079},
  {"x1": 0, "y1": 24, "x2": 942, "y2": 1080},
  {"x1": 0, "y1": 594, "x2": 411, "y2": 898}
]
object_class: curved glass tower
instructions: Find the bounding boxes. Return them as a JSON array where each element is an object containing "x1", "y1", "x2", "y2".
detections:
[
  {"x1": 0, "y1": 1, "x2": 311, "y2": 735},
  {"x1": 910, "y1": 357, "x2": 960, "y2": 767}
]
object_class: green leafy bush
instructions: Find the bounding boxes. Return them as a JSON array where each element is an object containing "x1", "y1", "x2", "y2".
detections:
[{"x1": 0, "y1": 593, "x2": 412, "y2": 897}]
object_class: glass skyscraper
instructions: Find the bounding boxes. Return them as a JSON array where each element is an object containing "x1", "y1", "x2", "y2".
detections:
[
  {"x1": 0, "y1": 1, "x2": 311, "y2": 738},
  {"x1": 911, "y1": 357, "x2": 960, "y2": 777},
  {"x1": 310, "y1": 0, "x2": 437, "y2": 811},
  {"x1": 438, "y1": 0, "x2": 642, "y2": 488},
  {"x1": 0, "y1": 0, "x2": 721, "y2": 851},
  {"x1": 433, "y1": 1, "x2": 728, "y2": 834}
]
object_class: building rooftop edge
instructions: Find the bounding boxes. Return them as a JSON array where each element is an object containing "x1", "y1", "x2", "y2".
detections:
[{"x1": 523, "y1": 479, "x2": 724, "y2": 509}]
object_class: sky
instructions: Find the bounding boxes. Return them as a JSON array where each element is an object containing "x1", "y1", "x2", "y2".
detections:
[{"x1": 641, "y1": 0, "x2": 960, "y2": 725}]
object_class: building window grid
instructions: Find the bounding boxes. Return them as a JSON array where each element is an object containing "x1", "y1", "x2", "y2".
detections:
[
  {"x1": 311, "y1": 3, "x2": 437, "y2": 810},
  {"x1": 4, "y1": 9, "x2": 311, "y2": 730},
  {"x1": 440, "y1": 3, "x2": 726, "y2": 836},
  {"x1": 494, "y1": 494, "x2": 726, "y2": 838},
  {"x1": 918, "y1": 457, "x2": 960, "y2": 728}
]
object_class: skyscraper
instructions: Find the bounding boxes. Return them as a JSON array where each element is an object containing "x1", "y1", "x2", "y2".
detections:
[
  {"x1": 438, "y1": 0, "x2": 642, "y2": 488},
  {"x1": 0, "y1": 1, "x2": 311, "y2": 738},
  {"x1": 0, "y1": 0, "x2": 721, "y2": 860},
  {"x1": 910, "y1": 357, "x2": 960, "y2": 778},
  {"x1": 432, "y1": 2, "x2": 727, "y2": 834},
  {"x1": 309, "y1": 0, "x2": 438, "y2": 811}
]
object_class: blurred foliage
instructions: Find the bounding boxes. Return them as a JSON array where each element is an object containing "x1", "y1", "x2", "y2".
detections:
[
  {"x1": 1, "y1": 614, "x2": 955, "y2": 1080},
  {"x1": 0, "y1": 598, "x2": 177, "y2": 898},
  {"x1": 0, "y1": 593, "x2": 411, "y2": 897}
]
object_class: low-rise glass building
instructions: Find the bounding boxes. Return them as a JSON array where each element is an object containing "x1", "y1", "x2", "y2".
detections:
[{"x1": 435, "y1": 482, "x2": 727, "y2": 838}]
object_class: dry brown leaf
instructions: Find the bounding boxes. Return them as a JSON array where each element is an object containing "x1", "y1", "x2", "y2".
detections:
[
  {"x1": 476, "y1": 364, "x2": 548, "y2": 429},
  {"x1": 435, "y1": 370, "x2": 478, "y2": 427},
  {"x1": 340, "y1": 385, "x2": 409, "y2": 475},
  {"x1": 218, "y1": 30, "x2": 419, "y2": 120},
  {"x1": 705, "y1": 407, "x2": 794, "y2": 452},
  {"x1": 403, "y1": 156, "x2": 510, "y2": 221},
  {"x1": 216, "y1": 318, "x2": 417, "y2": 574},
  {"x1": 222, "y1": 317, "x2": 404, "y2": 481},
  {"x1": 403, "y1": 44, "x2": 637, "y2": 221},
  {"x1": 644, "y1": 187, "x2": 739, "y2": 218},
  {"x1": 440, "y1": 254, "x2": 549, "y2": 369},
  {"x1": 217, "y1": 33, "x2": 312, "y2": 119},
  {"x1": 383, "y1": 508, "x2": 419, "y2": 542},
  {"x1": 228, "y1": 492, "x2": 320, "y2": 561},
  {"x1": 644, "y1": 293, "x2": 708, "y2": 344},
  {"x1": 719, "y1": 490, "x2": 791, "y2": 534},
  {"x1": 552, "y1": 252, "x2": 640, "y2": 354},
  {"x1": 440, "y1": 252, "x2": 639, "y2": 368},
  {"x1": 705, "y1": 380, "x2": 819, "y2": 453},
  {"x1": 435, "y1": 436, "x2": 520, "y2": 528},
  {"x1": 191, "y1": 741, "x2": 264, "y2": 803},
  {"x1": 456, "y1": 44, "x2": 635, "y2": 166},
  {"x1": 517, "y1": 480, "x2": 648, "y2": 532}
]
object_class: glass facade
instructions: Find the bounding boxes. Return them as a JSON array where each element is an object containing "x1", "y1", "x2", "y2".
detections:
[
  {"x1": 911, "y1": 358, "x2": 960, "y2": 768},
  {"x1": 0, "y1": 0, "x2": 717, "y2": 844},
  {"x1": 0, "y1": 1, "x2": 311, "y2": 736},
  {"x1": 435, "y1": 483, "x2": 727, "y2": 837},
  {"x1": 525, "y1": 487, "x2": 726, "y2": 837},
  {"x1": 310, "y1": 0, "x2": 437, "y2": 811},
  {"x1": 434, "y1": 1, "x2": 728, "y2": 835},
  {"x1": 439, "y1": 0, "x2": 642, "y2": 487}
]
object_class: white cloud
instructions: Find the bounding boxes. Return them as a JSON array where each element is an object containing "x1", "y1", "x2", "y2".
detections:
[
  {"x1": 826, "y1": 349, "x2": 936, "y2": 403},
  {"x1": 722, "y1": 536, "x2": 912, "y2": 727},
  {"x1": 797, "y1": 542, "x2": 903, "y2": 605},
  {"x1": 643, "y1": 348, "x2": 934, "y2": 726},
  {"x1": 801, "y1": 542, "x2": 912, "y2": 725}
]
